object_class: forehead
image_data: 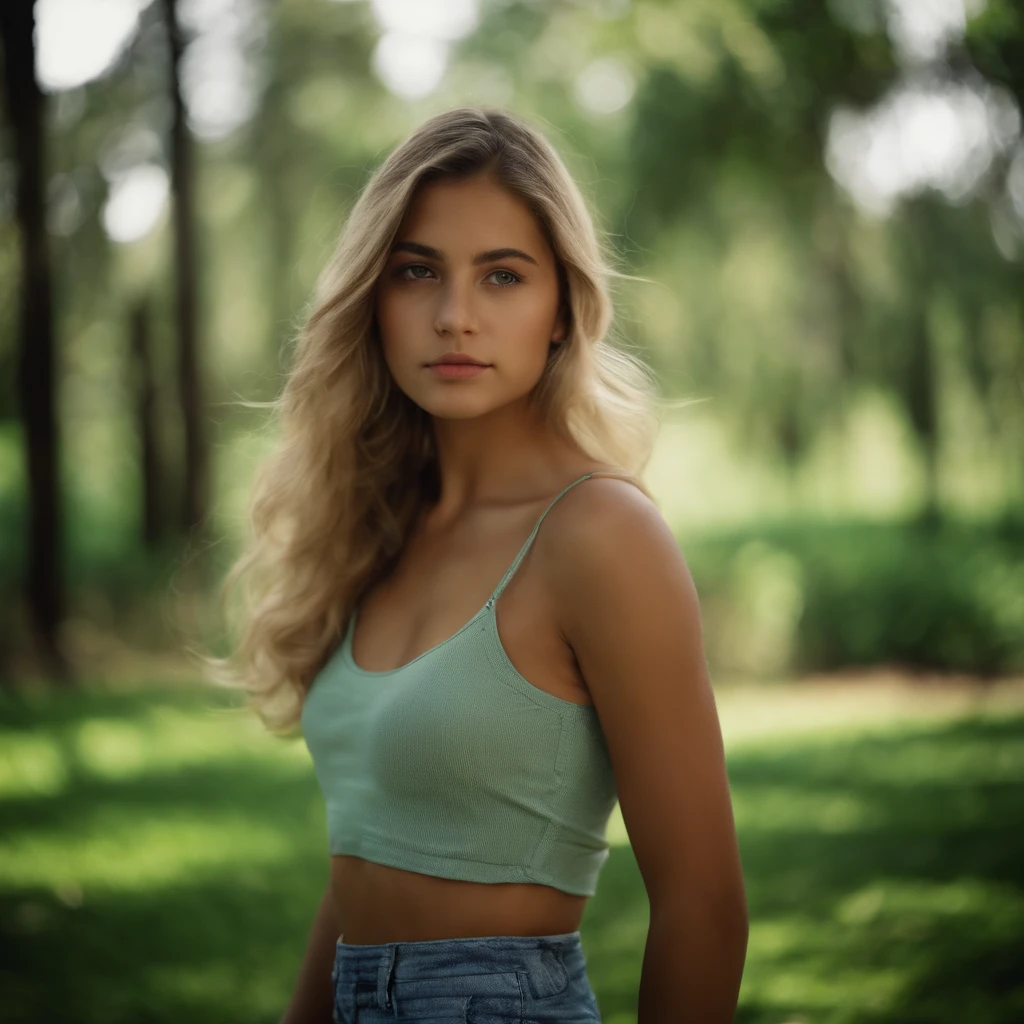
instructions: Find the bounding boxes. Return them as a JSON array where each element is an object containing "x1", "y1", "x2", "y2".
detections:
[{"x1": 395, "y1": 175, "x2": 553, "y2": 260}]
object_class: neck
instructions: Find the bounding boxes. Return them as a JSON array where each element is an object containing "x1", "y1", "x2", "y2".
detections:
[{"x1": 427, "y1": 402, "x2": 576, "y2": 514}]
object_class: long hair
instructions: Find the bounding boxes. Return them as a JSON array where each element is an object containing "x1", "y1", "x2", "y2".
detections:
[{"x1": 201, "y1": 106, "x2": 664, "y2": 734}]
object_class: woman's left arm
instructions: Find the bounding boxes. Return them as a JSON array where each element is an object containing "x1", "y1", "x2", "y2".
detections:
[{"x1": 547, "y1": 478, "x2": 749, "y2": 1024}]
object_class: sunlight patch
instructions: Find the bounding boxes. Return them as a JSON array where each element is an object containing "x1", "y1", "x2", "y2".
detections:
[
  {"x1": 0, "y1": 815, "x2": 298, "y2": 892},
  {"x1": 0, "y1": 734, "x2": 68, "y2": 798}
]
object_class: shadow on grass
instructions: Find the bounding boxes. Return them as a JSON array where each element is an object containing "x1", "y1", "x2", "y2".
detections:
[
  {"x1": 1, "y1": 689, "x2": 1022, "y2": 1023},
  {"x1": 728, "y1": 715, "x2": 1024, "y2": 1024}
]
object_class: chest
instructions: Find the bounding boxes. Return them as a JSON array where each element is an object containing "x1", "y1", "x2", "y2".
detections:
[{"x1": 351, "y1": 520, "x2": 592, "y2": 707}]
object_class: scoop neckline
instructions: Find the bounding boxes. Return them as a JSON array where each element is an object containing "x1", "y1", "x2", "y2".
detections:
[
  {"x1": 341, "y1": 469, "x2": 609, "y2": 681},
  {"x1": 342, "y1": 600, "x2": 491, "y2": 677},
  {"x1": 340, "y1": 598, "x2": 597, "y2": 713}
]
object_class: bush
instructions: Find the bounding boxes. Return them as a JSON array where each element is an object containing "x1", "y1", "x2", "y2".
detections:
[{"x1": 681, "y1": 512, "x2": 1024, "y2": 679}]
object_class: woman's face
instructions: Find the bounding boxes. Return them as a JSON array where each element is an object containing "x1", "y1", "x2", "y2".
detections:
[{"x1": 374, "y1": 173, "x2": 566, "y2": 421}]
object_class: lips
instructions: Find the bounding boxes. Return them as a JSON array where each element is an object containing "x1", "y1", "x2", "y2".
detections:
[
  {"x1": 427, "y1": 361, "x2": 490, "y2": 379},
  {"x1": 428, "y1": 352, "x2": 490, "y2": 366}
]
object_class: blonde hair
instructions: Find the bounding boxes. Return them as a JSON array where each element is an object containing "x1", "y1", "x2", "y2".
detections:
[{"x1": 201, "y1": 106, "x2": 665, "y2": 734}]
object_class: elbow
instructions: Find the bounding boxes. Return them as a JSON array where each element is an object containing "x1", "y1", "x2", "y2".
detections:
[
  {"x1": 651, "y1": 883, "x2": 749, "y2": 949},
  {"x1": 708, "y1": 895, "x2": 749, "y2": 971},
  {"x1": 721, "y1": 885, "x2": 749, "y2": 952},
  {"x1": 710, "y1": 895, "x2": 748, "y2": 957},
  {"x1": 733, "y1": 900, "x2": 750, "y2": 957},
  {"x1": 728, "y1": 885, "x2": 749, "y2": 941}
]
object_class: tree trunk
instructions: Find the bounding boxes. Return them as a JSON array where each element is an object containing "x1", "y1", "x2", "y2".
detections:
[
  {"x1": 906, "y1": 311, "x2": 941, "y2": 526},
  {"x1": 161, "y1": 0, "x2": 207, "y2": 547},
  {"x1": 128, "y1": 298, "x2": 164, "y2": 548},
  {"x1": 0, "y1": 0, "x2": 71, "y2": 684}
]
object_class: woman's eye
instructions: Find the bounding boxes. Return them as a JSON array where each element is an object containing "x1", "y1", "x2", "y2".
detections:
[
  {"x1": 487, "y1": 269, "x2": 521, "y2": 287},
  {"x1": 396, "y1": 263, "x2": 434, "y2": 280}
]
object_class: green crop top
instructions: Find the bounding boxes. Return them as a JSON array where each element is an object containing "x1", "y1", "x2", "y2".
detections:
[{"x1": 300, "y1": 472, "x2": 619, "y2": 897}]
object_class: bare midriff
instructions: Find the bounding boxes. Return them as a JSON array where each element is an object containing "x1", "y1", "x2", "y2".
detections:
[{"x1": 328, "y1": 856, "x2": 588, "y2": 945}]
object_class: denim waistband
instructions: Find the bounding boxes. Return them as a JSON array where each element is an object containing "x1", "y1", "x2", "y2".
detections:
[{"x1": 332, "y1": 929, "x2": 586, "y2": 1008}]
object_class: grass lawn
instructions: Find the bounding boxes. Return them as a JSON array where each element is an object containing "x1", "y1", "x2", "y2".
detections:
[{"x1": 1, "y1": 675, "x2": 1022, "y2": 1023}]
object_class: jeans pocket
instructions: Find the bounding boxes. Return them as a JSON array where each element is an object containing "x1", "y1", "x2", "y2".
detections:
[
  {"x1": 522, "y1": 962, "x2": 601, "y2": 1023},
  {"x1": 519, "y1": 946, "x2": 569, "y2": 1002},
  {"x1": 463, "y1": 970, "x2": 523, "y2": 1024}
]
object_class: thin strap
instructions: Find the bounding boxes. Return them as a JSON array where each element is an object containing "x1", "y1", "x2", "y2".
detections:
[{"x1": 486, "y1": 472, "x2": 598, "y2": 607}]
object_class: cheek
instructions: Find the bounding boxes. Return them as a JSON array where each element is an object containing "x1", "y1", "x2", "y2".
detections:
[
  {"x1": 517, "y1": 281, "x2": 561, "y2": 328},
  {"x1": 372, "y1": 301, "x2": 406, "y2": 385},
  {"x1": 375, "y1": 292, "x2": 402, "y2": 341},
  {"x1": 375, "y1": 295, "x2": 416, "y2": 367},
  {"x1": 508, "y1": 293, "x2": 561, "y2": 355}
]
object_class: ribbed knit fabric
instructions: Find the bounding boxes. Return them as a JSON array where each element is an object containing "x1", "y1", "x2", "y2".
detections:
[{"x1": 301, "y1": 472, "x2": 618, "y2": 897}]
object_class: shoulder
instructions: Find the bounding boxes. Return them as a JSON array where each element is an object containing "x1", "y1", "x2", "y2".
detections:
[{"x1": 538, "y1": 473, "x2": 699, "y2": 630}]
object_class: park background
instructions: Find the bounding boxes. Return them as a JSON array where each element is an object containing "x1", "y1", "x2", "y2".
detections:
[{"x1": 1, "y1": 0, "x2": 1023, "y2": 1021}]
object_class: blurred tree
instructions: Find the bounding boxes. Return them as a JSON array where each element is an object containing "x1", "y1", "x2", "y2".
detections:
[
  {"x1": 0, "y1": 0, "x2": 70, "y2": 684},
  {"x1": 128, "y1": 296, "x2": 164, "y2": 548},
  {"x1": 160, "y1": 0, "x2": 207, "y2": 543}
]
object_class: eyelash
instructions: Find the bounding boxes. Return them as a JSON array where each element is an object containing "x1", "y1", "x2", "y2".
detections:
[{"x1": 393, "y1": 263, "x2": 522, "y2": 288}]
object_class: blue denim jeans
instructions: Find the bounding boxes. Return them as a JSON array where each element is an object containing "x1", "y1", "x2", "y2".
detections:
[{"x1": 330, "y1": 929, "x2": 602, "y2": 1023}]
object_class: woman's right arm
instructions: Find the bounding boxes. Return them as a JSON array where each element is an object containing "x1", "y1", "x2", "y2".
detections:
[{"x1": 279, "y1": 881, "x2": 340, "y2": 1024}]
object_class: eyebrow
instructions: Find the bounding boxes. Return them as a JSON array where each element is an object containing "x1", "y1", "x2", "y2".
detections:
[{"x1": 390, "y1": 241, "x2": 539, "y2": 268}]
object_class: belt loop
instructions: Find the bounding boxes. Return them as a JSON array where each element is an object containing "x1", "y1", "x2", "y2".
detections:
[{"x1": 377, "y1": 944, "x2": 397, "y2": 1011}]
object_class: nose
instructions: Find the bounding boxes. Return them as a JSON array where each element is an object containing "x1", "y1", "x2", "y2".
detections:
[{"x1": 433, "y1": 275, "x2": 478, "y2": 336}]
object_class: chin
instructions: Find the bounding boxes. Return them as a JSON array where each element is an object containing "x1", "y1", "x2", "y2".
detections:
[
  {"x1": 416, "y1": 394, "x2": 501, "y2": 421},
  {"x1": 411, "y1": 381, "x2": 539, "y2": 422}
]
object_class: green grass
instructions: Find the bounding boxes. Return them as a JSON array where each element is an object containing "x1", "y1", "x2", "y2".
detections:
[{"x1": 1, "y1": 682, "x2": 1022, "y2": 1023}]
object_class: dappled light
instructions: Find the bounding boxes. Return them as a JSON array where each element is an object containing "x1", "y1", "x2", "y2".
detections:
[
  {"x1": 826, "y1": 77, "x2": 1020, "y2": 217},
  {"x1": 6, "y1": 684, "x2": 1022, "y2": 1022}
]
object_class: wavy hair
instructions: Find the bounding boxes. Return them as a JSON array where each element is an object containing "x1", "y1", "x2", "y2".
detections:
[{"x1": 201, "y1": 106, "x2": 667, "y2": 734}]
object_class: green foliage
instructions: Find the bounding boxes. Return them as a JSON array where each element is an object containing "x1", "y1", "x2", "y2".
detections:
[
  {"x1": 1, "y1": 685, "x2": 1021, "y2": 1022},
  {"x1": 684, "y1": 514, "x2": 1024, "y2": 677}
]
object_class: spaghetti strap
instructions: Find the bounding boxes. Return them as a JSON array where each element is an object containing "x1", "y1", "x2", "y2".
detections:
[{"x1": 486, "y1": 471, "x2": 605, "y2": 607}]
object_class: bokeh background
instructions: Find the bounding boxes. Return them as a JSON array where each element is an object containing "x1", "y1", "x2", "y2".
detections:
[{"x1": 1, "y1": 1, "x2": 1023, "y2": 1022}]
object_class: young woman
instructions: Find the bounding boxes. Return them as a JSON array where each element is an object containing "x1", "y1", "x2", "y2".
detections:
[{"x1": 209, "y1": 107, "x2": 747, "y2": 1023}]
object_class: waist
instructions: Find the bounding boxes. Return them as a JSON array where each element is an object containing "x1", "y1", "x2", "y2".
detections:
[{"x1": 329, "y1": 855, "x2": 587, "y2": 945}]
